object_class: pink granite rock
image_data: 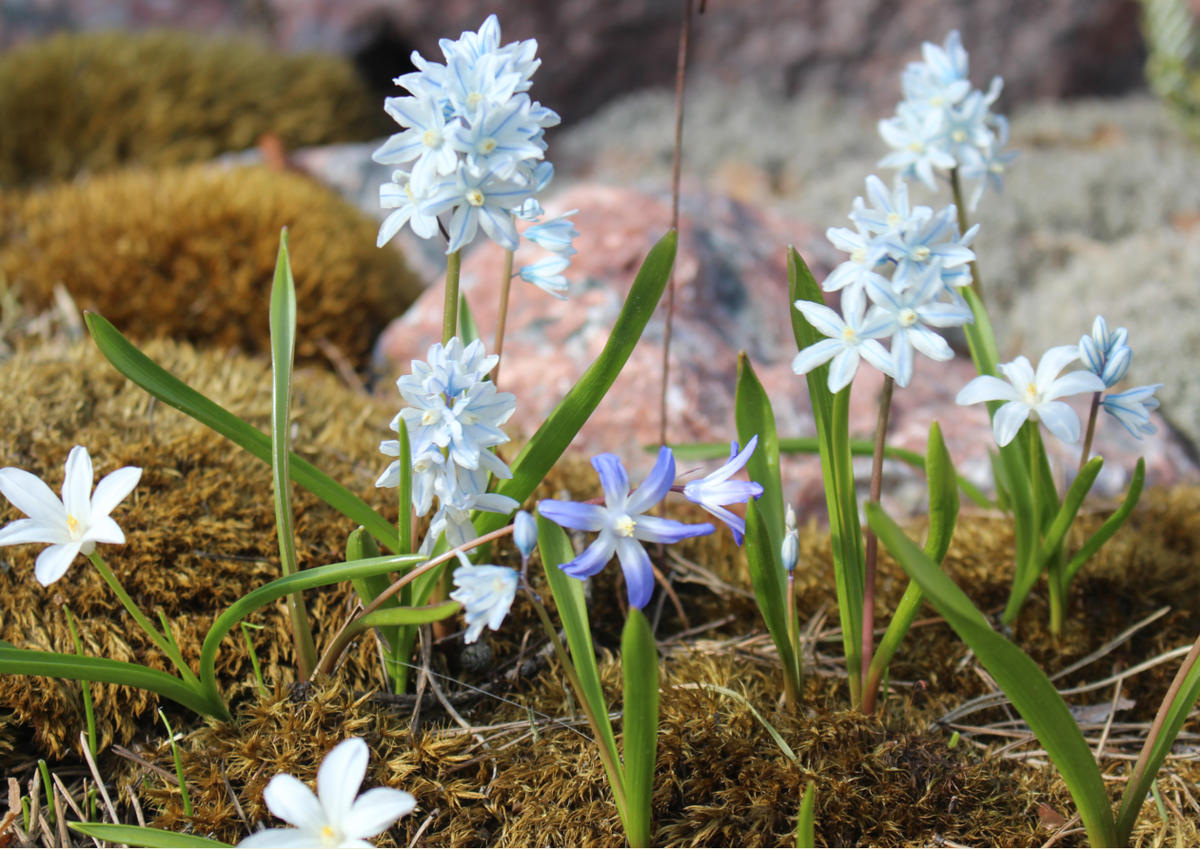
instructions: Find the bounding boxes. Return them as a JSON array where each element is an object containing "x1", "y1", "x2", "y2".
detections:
[{"x1": 374, "y1": 182, "x2": 1198, "y2": 518}]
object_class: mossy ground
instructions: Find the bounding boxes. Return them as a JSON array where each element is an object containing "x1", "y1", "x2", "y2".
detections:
[{"x1": 1, "y1": 339, "x2": 1199, "y2": 846}]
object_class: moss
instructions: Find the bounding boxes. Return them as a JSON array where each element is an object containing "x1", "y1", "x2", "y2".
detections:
[
  {"x1": 0, "y1": 30, "x2": 389, "y2": 189},
  {"x1": 0, "y1": 165, "x2": 421, "y2": 369}
]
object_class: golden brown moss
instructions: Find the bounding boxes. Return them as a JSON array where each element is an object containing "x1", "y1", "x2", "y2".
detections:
[
  {"x1": 0, "y1": 165, "x2": 421, "y2": 369},
  {"x1": 0, "y1": 30, "x2": 388, "y2": 189}
]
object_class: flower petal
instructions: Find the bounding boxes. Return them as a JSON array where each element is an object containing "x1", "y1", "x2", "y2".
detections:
[
  {"x1": 560, "y1": 533, "x2": 616, "y2": 579},
  {"x1": 631, "y1": 515, "x2": 714, "y2": 544},
  {"x1": 792, "y1": 301, "x2": 846, "y2": 339},
  {"x1": 614, "y1": 536, "x2": 654, "y2": 609},
  {"x1": 0, "y1": 518, "x2": 71, "y2": 547},
  {"x1": 956, "y1": 375, "x2": 1021, "y2": 406},
  {"x1": 1034, "y1": 346, "x2": 1081, "y2": 392},
  {"x1": 590, "y1": 454, "x2": 630, "y2": 509},
  {"x1": 1042, "y1": 370, "x2": 1106, "y2": 402},
  {"x1": 90, "y1": 467, "x2": 141, "y2": 521},
  {"x1": 0, "y1": 468, "x2": 68, "y2": 529},
  {"x1": 1036, "y1": 401, "x2": 1082, "y2": 444},
  {"x1": 827, "y1": 347, "x2": 861, "y2": 393},
  {"x1": 34, "y1": 542, "x2": 84, "y2": 586},
  {"x1": 536, "y1": 500, "x2": 607, "y2": 532},
  {"x1": 344, "y1": 787, "x2": 417, "y2": 839},
  {"x1": 237, "y1": 827, "x2": 320, "y2": 848},
  {"x1": 992, "y1": 401, "x2": 1031, "y2": 447},
  {"x1": 317, "y1": 739, "x2": 368, "y2": 831},
  {"x1": 82, "y1": 515, "x2": 125, "y2": 546},
  {"x1": 62, "y1": 446, "x2": 93, "y2": 528},
  {"x1": 626, "y1": 447, "x2": 675, "y2": 515},
  {"x1": 791, "y1": 339, "x2": 842, "y2": 376}
]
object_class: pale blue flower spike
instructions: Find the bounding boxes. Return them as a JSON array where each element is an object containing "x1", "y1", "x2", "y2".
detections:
[
  {"x1": 1102, "y1": 384, "x2": 1164, "y2": 440},
  {"x1": 450, "y1": 551, "x2": 519, "y2": 644},
  {"x1": 539, "y1": 448, "x2": 713, "y2": 609}
]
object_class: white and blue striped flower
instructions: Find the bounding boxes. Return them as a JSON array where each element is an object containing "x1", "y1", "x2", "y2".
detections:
[{"x1": 682, "y1": 436, "x2": 764, "y2": 545}]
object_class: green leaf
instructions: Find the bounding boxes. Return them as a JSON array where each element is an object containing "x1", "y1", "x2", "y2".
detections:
[
  {"x1": 360, "y1": 601, "x2": 461, "y2": 627},
  {"x1": 1066, "y1": 457, "x2": 1145, "y2": 584},
  {"x1": 473, "y1": 230, "x2": 677, "y2": 538},
  {"x1": 744, "y1": 499, "x2": 800, "y2": 705},
  {"x1": 346, "y1": 528, "x2": 407, "y2": 690},
  {"x1": 797, "y1": 781, "x2": 816, "y2": 849},
  {"x1": 536, "y1": 514, "x2": 624, "y2": 808},
  {"x1": 988, "y1": 448, "x2": 1012, "y2": 512},
  {"x1": 459, "y1": 290, "x2": 480, "y2": 345},
  {"x1": 867, "y1": 503, "x2": 1117, "y2": 847},
  {"x1": 198, "y1": 552, "x2": 423, "y2": 711},
  {"x1": 1115, "y1": 640, "x2": 1200, "y2": 841},
  {"x1": 867, "y1": 421, "x2": 960, "y2": 690},
  {"x1": 622, "y1": 607, "x2": 659, "y2": 849},
  {"x1": 735, "y1": 352, "x2": 785, "y2": 557},
  {"x1": 663, "y1": 438, "x2": 993, "y2": 509},
  {"x1": 68, "y1": 823, "x2": 232, "y2": 848},
  {"x1": 269, "y1": 229, "x2": 318, "y2": 678},
  {"x1": 84, "y1": 312, "x2": 400, "y2": 552},
  {"x1": 0, "y1": 648, "x2": 221, "y2": 717}
]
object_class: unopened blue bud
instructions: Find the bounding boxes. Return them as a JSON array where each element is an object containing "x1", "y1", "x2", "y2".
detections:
[
  {"x1": 514, "y1": 510, "x2": 538, "y2": 559},
  {"x1": 781, "y1": 530, "x2": 800, "y2": 573},
  {"x1": 1108, "y1": 326, "x2": 1129, "y2": 354},
  {"x1": 1091, "y1": 315, "x2": 1110, "y2": 351},
  {"x1": 1080, "y1": 335, "x2": 1103, "y2": 376},
  {"x1": 1101, "y1": 344, "x2": 1132, "y2": 387}
]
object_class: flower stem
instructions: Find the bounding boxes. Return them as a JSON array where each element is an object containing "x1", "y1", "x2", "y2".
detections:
[
  {"x1": 786, "y1": 570, "x2": 803, "y2": 703},
  {"x1": 1080, "y1": 391, "x2": 1101, "y2": 466},
  {"x1": 492, "y1": 248, "x2": 515, "y2": 386},
  {"x1": 87, "y1": 551, "x2": 202, "y2": 689},
  {"x1": 63, "y1": 605, "x2": 97, "y2": 763},
  {"x1": 861, "y1": 374, "x2": 894, "y2": 713},
  {"x1": 523, "y1": 581, "x2": 629, "y2": 819},
  {"x1": 949, "y1": 167, "x2": 983, "y2": 305},
  {"x1": 442, "y1": 249, "x2": 463, "y2": 346}
]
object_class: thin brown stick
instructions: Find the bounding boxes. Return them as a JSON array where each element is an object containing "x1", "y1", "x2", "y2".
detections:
[
  {"x1": 1079, "y1": 391, "x2": 1101, "y2": 467},
  {"x1": 652, "y1": 562, "x2": 690, "y2": 631},
  {"x1": 492, "y1": 248, "x2": 515, "y2": 387},
  {"x1": 659, "y1": 0, "x2": 694, "y2": 451},
  {"x1": 861, "y1": 375, "x2": 895, "y2": 713},
  {"x1": 1094, "y1": 676, "x2": 1123, "y2": 762},
  {"x1": 80, "y1": 731, "x2": 118, "y2": 824}
]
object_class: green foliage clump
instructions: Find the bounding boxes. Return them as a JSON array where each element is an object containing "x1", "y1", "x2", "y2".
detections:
[
  {"x1": 1141, "y1": 0, "x2": 1200, "y2": 144},
  {"x1": 0, "y1": 30, "x2": 389, "y2": 188},
  {"x1": 0, "y1": 164, "x2": 421, "y2": 368}
]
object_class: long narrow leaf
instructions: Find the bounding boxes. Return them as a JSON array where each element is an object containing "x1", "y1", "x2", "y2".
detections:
[
  {"x1": 867, "y1": 503, "x2": 1117, "y2": 846},
  {"x1": 68, "y1": 823, "x2": 231, "y2": 848},
  {"x1": 797, "y1": 781, "x2": 816, "y2": 849},
  {"x1": 0, "y1": 649, "x2": 221, "y2": 717},
  {"x1": 744, "y1": 499, "x2": 800, "y2": 704},
  {"x1": 622, "y1": 607, "x2": 659, "y2": 849},
  {"x1": 1115, "y1": 640, "x2": 1200, "y2": 841},
  {"x1": 198, "y1": 552, "x2": 423, "y2": 710},
  {"x1": 473, "y1": 231, "x2": 677, "y2": 538},
  {"x1": 536, "y1": 515, "x2": 624, "y2": 805},
  {"x1": 735, "y1": 352, "x2": 785, "y2": 555},
  {"x1": 83, "y1": 312, "x2": 399, "y2": 552},
  {"x1": 269, "y1": 230, "x2": 317, "y2": 678},
  {"x1": 1065, "y1": 457, "x2": 1145, "y2": 584},
  {"x1": 346, "y1": 528, "x2": 406, "y2": 690},
  {"x1": 663, "y1": 438, "x2": 993, "y2": 508},
  {"x1": 458, "y1": 290, "x2": 480, "y2": 345}
]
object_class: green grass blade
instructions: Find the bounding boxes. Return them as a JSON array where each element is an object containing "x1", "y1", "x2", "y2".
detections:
[
  {"x1": 473, "y1": 230, "x2": 677, "y2": 538},
  {"x1": 867, "y1": 503, "x2": 1117, "y2": 846},
  {"x1": 1116, "y1": 640, "x2": 1200, "y2": 841},
  {"x1": 867, "y1": 421, "x2": 960, "y2": 688},
  {"x1": 358, "y1": 601, "x2": 461, "y2": 628},
  {"x1": 346, "y1": 528, "x2": 406, "y2": 690},
  {"x1": 1065, "y1": 457, "x2": 1145, "y2": 584},
  {"x1": 988, "y1": 448, "x2": 1012, "y2": 512},
  {"x1": 663, "y1": 438, "x2": 993, "y2": 509},
  {"x1": 268, "y1": 230, "x2": 318, "y2": 679},
  {"x1": 621, "y1": 608, "x2": 659, "y2": 849},
  {"x1": 68, "y1": 823, "x2": 231, "y2": 848},
  {"x1": 537, "y1": 515, "x2": 623, "y2": 797},
  {"x1": 744, "y1": 499, "x2": 800, "y2": 705},
  {"x1": 797, "y1": 781, "x2": 816, "y2": 848},
  {"x1": 198, "y1": 552, "x2": 423, "y2": 711},
  {"x1": 735, "y1": 352, "x2": 785, "y2": 555},
  {"x1": 0, "y1": 648, "x2": 221, "y2": 717},
  {"x1": 458, "y1": 290, "x2": 480, "y2": 345},
  {"x1": 83, "y1": 312, "x2": 400, "y2": 552}
]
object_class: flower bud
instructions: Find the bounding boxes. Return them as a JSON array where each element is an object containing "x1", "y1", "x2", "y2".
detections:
[
  {"x1": 1101, "y1": 344, "x2": 1131, "y2": 388},
  {"x1": 1091, "y1": 315, "x2": 1110, "y2": 351},
  {"x1": 514, "y1": 510, "x2": 538, "y2": 559},
  {"x1": 785, "y1": 503, "x2": 798, "y2": 534},
  {"x1": 1079, "y1": 335, "x2": 1103, "y2": 376},
  {"x1": 781, "y1": 525, "x2": 800, "y2": 573},
  {"x1": 1109, "y1": 326, "x2": 1128, "y2": 354}
]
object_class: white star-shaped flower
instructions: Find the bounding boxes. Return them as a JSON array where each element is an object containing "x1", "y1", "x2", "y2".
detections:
[{"x1": 0, "y1": 446, "x2": 141, "y2": 586}]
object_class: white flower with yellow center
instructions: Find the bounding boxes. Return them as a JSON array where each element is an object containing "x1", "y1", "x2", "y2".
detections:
[
  {"x1": 420, "y1": 162, "x2": 533, "y2": 253},
  {"x1": 956, "y1": 346, "x2": 1107, "y2": 446},
  {"x1": 372, "y1": 95, "x2": 462, "y2": 189},
  {"x1": 238, "y1": 738, "x2": 415, "y2": 848},
  {"x1": 791, "y1": 289, "x2": 896, "y2": 393},
  {"x1": 0, "y1": 446, "x2": 141, "y2": 587},
  {"x1": 450, "y1": 551, "x2": 519, "y2": 643}
]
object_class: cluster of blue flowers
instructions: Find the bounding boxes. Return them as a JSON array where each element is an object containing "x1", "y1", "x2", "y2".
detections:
[
  {"x1": 372, "y1": 15, "x2": 579, "y2": 299},
  {"x1": 878, "y1": 30, "x2": 1017, "y2": 210},
  {"x1": 793, "y1": 175, "x2": 977, "y2": 391}
]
